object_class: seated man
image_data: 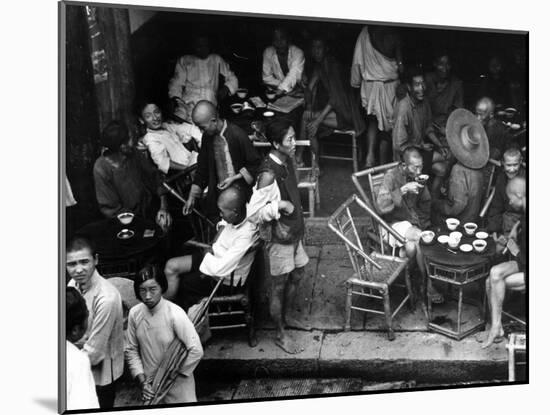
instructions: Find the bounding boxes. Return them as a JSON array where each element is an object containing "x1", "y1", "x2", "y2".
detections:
[
  {"x1": 262, "y1": 26, "x2": 305, "y2": 98},
  {"x1": 183, "y1": 101, "x2": 261, "y2": 219},
  {"x1": 376, "y1": 147, "x2": 441, "y2": 302},
  {"x1": 433, "y1": 109, "x2": 488, "y2": 225},
  {"x1": 164, "y1": 185, "x2": 293, "y2": 308},
  {"x1": 93, "y1": 121, "x2": 172, "y2": 231},
  {"x1": 424, "y1": 50, "x2": 464, "y2": 131},
  {"x1": 487, "y1": 147, "x2": 526, "y2": 235},
  {"x1": 296, "y1": 34, "x2": 365, "y2": 170},
  {"x1": 168, "y1": 33, "x2": 238, "y2": 122},
  {"x1": 475, "y1": 97, "x2": 512, "y2": 160},
  {"x1": 392, "y1": 67, "x2": 450, "y2": 196},
  {"x1": 481, "y1": 177, "x2": 526, "y2": 348},
  {"x1": 138, "y1": 100, "x2": 202, "y2": 174},
  {"x1": 478, "y1": 55, "x2": 513, "y2": 109}
]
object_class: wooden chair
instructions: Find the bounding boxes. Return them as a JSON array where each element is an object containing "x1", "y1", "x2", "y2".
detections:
[
  {"x1": 185, "y1": 240, "x2": 260, "y2": 347},
  {"x1": 328, "y1": 194, "x2": 413, "y2": 340},
  {"x1": 318, "y1": 129, "x2": 359, "y2": 172},
  {"x1": 295, "y1": 139, "x2": 320, "y2": 218},
  {"x1": 506, "y1": 332, "x2": 526, "y2": 382},
  {"x1": 351, "y1": 161, "x2": 400, "y2": 255}
]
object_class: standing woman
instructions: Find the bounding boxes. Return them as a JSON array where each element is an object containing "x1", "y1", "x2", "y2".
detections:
[{"x1": 125, "y1": 265, "x2": 203, "y2": 404}]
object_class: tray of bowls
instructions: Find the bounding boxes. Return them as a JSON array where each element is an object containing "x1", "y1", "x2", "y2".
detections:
[{"x1": 420, "y1": 218, "x2": 490, "y2": 254}]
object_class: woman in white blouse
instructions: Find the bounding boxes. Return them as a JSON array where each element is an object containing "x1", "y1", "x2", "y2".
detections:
[{"x1": 125, "y1": 264, "x2": 204, "y2": 404}]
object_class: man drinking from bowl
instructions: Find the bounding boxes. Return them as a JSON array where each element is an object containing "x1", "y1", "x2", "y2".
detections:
[
  {"x1": 481, "y1": 176, "x2": 526, "y2": 348},
  {"x1": 376, "y1": 146, "x2": 443, "y2": 303}
]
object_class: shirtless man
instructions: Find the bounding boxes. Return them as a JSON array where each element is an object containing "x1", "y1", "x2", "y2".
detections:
[{"x1": 481, "y1": 177, "x2": 526, "y2": 348}]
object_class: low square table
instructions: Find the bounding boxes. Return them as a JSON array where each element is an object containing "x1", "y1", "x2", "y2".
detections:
[{"x1": 421, "y1": 229, "x2": 496, "y2": 340}]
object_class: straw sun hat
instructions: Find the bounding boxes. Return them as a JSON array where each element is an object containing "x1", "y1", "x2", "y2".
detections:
[{"x1": 445, "y1": 108, "x2": 490, "y2": 169}]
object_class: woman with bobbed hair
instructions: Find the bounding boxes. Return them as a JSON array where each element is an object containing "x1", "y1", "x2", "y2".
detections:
[{"x1": 125, "y1": 264, "x2": 203, "y2": 404}]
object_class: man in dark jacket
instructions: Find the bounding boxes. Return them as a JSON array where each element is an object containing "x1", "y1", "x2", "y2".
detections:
[{"x1": 183, "y1": 101, "x2": 261, "y2": 218}]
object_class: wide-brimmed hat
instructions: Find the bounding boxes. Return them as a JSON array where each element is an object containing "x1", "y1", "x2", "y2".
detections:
[{"x1": 446, "y1": 109, "x2": 489, "y2": 169}]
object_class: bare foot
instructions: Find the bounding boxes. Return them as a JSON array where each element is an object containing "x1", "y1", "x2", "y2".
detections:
[
  {"x1": 285, "y1": 316, "x2": 312, "y2": 331},
  {"x1": 275, "y1": 334, "x2": 304, "y2": 354},
  {"x1": 481, "y1": 325, "x2": 505, "y2": 349}
]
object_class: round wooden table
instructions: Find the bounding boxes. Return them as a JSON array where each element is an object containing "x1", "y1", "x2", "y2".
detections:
[{"x1": 420, "y1": 228, "x2": 497, "y2": 340}]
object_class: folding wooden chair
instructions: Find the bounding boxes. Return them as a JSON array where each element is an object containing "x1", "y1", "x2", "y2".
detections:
[
  {"x1": 328, "y1": 194, "x2": 413, "y2": 340},
  {"x1": 351, "y1": 161, "x2": 400, "y2": 254}
]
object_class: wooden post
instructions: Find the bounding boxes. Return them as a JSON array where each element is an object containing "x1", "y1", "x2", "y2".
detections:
[
  {"x1": 65, "y1": 4, "x2": 102, "y2": 229},
  {"x1": 94, "y1": 6, "x2": 137, "y2": 138}
]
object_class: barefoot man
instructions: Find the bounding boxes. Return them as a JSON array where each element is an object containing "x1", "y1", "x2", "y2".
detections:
[
  {"x1": 257, "y1": 119, "x2": 310, "y2": 354},
  {"x1": 481, "y1": 176, "x2": 526, "y2": 348}
]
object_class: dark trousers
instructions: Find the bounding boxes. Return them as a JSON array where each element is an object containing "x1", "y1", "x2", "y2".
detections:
[
  {"x1": 96, "y1": 381, "x2": 117, "y2": 409},
  {"x1": 176, "y1": 270, "x2": 238, "y2": 312}
]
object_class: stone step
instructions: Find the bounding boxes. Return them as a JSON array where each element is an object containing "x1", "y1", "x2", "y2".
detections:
[{"x1": 196, "y1": 329, "x2": 511, "y2": 384}]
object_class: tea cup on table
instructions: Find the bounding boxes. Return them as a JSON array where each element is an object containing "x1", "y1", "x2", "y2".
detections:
[
  {"x1": 446, "y1": 218, "x2": 460, "y2": 231},
  {"x1": 448, "y1": 231, "x2": 462, "y2": 248},
  {"x1": 463, "y1": 222, "x2": 478, "y2": 236},
  {"x1": 473, "y1": 239, "x2": 487, "y2": 252},
  {"x1": 420, "y1": 230, "x2": 435, "y2": 244}
]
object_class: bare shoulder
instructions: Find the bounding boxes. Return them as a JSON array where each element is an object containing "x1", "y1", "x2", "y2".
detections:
[{"x1": 257, "y1": 170, "x2": 276, "y2": 189}]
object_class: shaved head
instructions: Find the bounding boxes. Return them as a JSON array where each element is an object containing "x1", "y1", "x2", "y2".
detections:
[
  {"x1": 217, "y1": 185, "x2": 247, "y2": 224},
  {"x1": 192, "y1": 100, "x2": 220, "y2": 135},
  {"x1": 476, "y1": 97, "x2": 495, "y2": 114},
  {"x1": 506, "y1": 176, "x2": 526, "y2": 211},
  {"x1": 476, "y1": 97, "x2": 495, "y2": 124},
  {"x1": 403, "y1": 147, "x2": 422, "y2": 164},
  {"x1": 192, "y1": 100, "x2": 217, "y2": 124}
]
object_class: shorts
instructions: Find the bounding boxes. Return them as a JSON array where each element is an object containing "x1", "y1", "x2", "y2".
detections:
[
  {"x1": 265, "y1": 240, "x2": 309, "y2": 276},
  {"x1": 380, "y1": 220, "x2": 416, "y2": 248}
]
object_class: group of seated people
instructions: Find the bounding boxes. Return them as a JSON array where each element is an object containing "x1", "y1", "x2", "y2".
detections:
[
  {"x1": 68, "y1": 109, "x2": 311, "y2": 408},
  {"x1": 66, "y1": 23, "x2": 527, "y2": 409}
]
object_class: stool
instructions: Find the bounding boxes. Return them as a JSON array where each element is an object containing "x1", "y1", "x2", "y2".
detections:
[
  {"x1": 506, "y1": 332, "x2": 526, "y2": 381},
  {"x1": 319, "y1": 129, "x2": 358, "y2": 172}
]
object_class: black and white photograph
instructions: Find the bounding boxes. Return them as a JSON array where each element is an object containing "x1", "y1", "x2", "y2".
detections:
[
  {"x1": 8, "y1": 0, "x2": 548, "y2": 414},
  {"x1": 58, "y1": 0, "x2": 532, "y2": 412}
]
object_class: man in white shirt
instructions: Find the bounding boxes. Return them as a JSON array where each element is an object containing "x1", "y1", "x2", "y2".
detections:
[
  {"x1": 66, "y1": 237, "x2": 124, "y2": 409},
  {"x1": 66, "y1": 287, "x2": 99, "y2": 411},
  {"x1": 168, "y1": 34, "x2": 239, "y2": 122},
  {"x1": 138, "y1": 101, "x2": 202, "y2": 174},
  {"x1": 262, "y1": 27, "x2": 305, "y2": 97},
  {"x1": 164, "y1": 185, "x2": 294, "y2": 307}
]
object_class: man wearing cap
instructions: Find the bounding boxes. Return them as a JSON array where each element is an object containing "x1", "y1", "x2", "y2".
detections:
[
  {"x1": 481, "y1": 176, "x2": 526, "y2": 348},
  {"x1": 433, "y1": 109, "x2": 489, "y2": 224}
]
